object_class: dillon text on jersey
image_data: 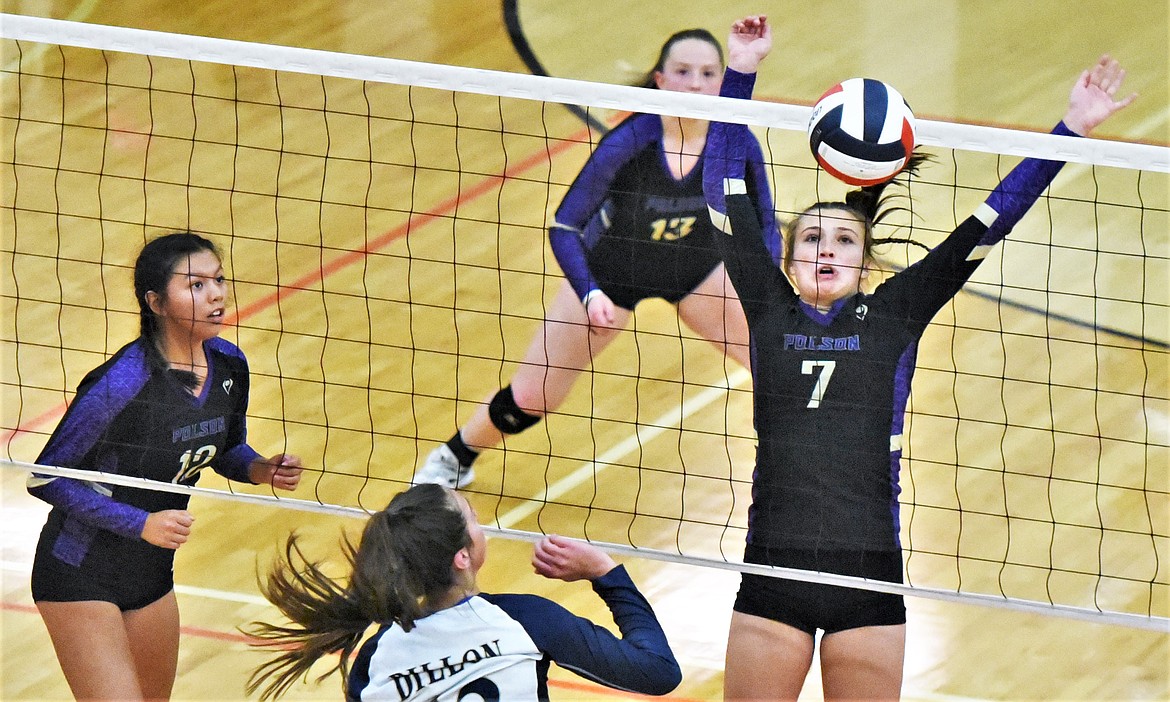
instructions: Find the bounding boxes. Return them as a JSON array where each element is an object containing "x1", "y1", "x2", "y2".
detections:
[{"x1": 387, "y1": 640, "x2": 502, "y2": 700}]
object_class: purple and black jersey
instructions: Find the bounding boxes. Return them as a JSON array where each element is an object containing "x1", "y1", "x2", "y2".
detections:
[
  {"x1": 705, "y1": 68, "x2": 1077, "y2": 552},
  {"x1": 346, "y1": 565, "x2": 680, "y2": 702},
  {"x1": 548, "y1": 112, "x2": 778, "y2": 309},
  {"x1": 29, "y1": 336, "x2": 261, "y2": 580}
]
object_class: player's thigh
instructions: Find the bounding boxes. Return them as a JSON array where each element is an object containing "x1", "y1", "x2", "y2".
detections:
[
  {"x1": 37, "y1": 599, "x2": 143, "y2": 700},
  {"x1": 724, "y1": 611, "x2": 814, "y2": 702},
  {"x1": 819, "y1": 623, "x2": 906, "y2": 701},
  {"x1": 124, "y1": 590, "x2": 181, "y2": 700},
  {"x1": 513, "y1": 281, "x2": 628, "y2": 393},
  {"x1": 676, "y1": 264, "x2": 749, "y2": 347}
]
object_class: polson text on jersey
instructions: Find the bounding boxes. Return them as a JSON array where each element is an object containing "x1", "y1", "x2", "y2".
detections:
[
  {"x1": 782, "y1": 334, "x2": 861, "y2": 352},
  {"x1": 172, "y1": 417, "x2": 226, "y2": 444}
]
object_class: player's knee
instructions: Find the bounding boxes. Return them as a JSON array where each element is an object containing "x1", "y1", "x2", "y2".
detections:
[{"x1": 488, "y1": 385, "x2": 542, "y2": 435}]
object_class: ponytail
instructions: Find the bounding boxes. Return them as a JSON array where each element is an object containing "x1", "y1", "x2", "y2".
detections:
[
  {"x1": 245, "y1": 484, "x2": 471, "y2": 701},
  {"x1": 133, "y1": 231, "x2": 221, "y2": 390},
  {"x1": 245, "y1": 536, "x2": 370, "y2": 701},
  {"x1": 784, "y1": 151, "x2": 933, "y2": 269}
]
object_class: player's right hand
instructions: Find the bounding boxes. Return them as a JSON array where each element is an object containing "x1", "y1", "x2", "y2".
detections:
[
  {"x1": 584, "y1": 291, "x2": 618, "y2": 333},
  {"x1": 142, "y1": 509, "x2": 195, "y2": 550}
]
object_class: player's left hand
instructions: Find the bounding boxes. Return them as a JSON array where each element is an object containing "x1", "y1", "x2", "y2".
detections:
[
  {"x1": 1063, "y1": 54, "x2": 1137, "y2": 136},
  {"x1": 249, "y1": 453, "x2": 304, "y2": 491},
  {"x1": 532, "y1": 534, "x2": 618, "y2": 582}
]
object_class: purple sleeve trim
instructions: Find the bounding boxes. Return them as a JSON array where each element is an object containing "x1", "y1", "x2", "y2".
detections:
[
  {"x1": 550, "y1": 116, "x2": 661, "y2": 301},
  {"x1": 746, "y1": 141, "x2": 782, "y2": 265},
  {"x1": 29, "y1": 477, "x2": 148, "y2": 540},
  {"x1": 703, "y1": 69, "x2": 758, "y2": 217},
  {"x1": 721, "y1": 68, "x2": 757, "y2": 100},
  {"x1": 218, "y1": 443, "x2": 261, "y2": 483},
  {"x1": 37, "y1": 342, "x2": 150, "y2": 469},
  {"x1": 549, "y1": 227, "x2": 598, "y2": 301},
  {"x1": 982, "y1": 121, "x2": 1078, "y2": 243}
]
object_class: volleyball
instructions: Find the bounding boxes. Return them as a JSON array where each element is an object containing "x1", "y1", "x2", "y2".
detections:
[{"x1": 807, "y1": 78, "x2": 916, "y2": 187}]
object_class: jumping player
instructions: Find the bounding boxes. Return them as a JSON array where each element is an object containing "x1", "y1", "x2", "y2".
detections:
[
  {"x1": 415, "y1": 26, "x2": 779, "y2": 488},
  {"x1": 245, "y1": 483, "x2": 682, "y2": 701},
  {"x1": 28, "y1": 232, "x2": 304, "y2": 701},
  {"x1": 704, "y1": 16, "x2": 1136, "y2": 701}
]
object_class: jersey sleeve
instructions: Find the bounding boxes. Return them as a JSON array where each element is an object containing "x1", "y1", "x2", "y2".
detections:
[
  {"x1": 28, "y1": 344, "x2": 151, "y2": 540},
  {"x1": 877, "y1": 121, "x2": 1078, "y2": 330},
  {"x1": 703, "y1": 68, "x2": 790, "y2": 320},
  {"x1": 549, "y1": 116, "x2": 660, "y2": 301},
  {"x1": 489, "y1": 565, "x2": 681, "y2": 695},
  {"x1": 207, "y1": 339, "x2": 261, "y2": 483}
]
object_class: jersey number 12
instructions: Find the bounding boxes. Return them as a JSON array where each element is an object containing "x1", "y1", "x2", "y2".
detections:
[{"x1": 175, "y1": 445, "x2": 217, "y2": 483}]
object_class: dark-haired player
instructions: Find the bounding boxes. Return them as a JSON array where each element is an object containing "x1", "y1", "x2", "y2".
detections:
[{"x1": 29, "y1": 232, "x2": 304, "y2": 700}]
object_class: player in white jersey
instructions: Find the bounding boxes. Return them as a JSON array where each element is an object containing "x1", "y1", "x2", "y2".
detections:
[{"x1": 246, "y1": 483, "x2": 681, "y2": 701}]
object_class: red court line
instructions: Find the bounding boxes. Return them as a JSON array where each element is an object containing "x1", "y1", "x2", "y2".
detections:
[{"x1": 1, "y1": 126, "x2": 590, "y2": 445}]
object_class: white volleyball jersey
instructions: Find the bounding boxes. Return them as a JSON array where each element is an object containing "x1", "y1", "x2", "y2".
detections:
[
  {"x1": 353, "y1": 596, "x2": 541, "y2": 701},
  {"x1": 347, "y1": 566, "x2": 681, "y2": 701}
]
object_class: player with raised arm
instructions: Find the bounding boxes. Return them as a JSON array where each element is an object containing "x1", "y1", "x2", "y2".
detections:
[
  {"x1": 704, "y1": 15, "x2": 1136, "y2": 701},
  {"x1": 245, "y1": 483, "x2": 682, "y2": 701},
  {"x1": 416, "y1": 27, "x2": 779, "y2": 488}
]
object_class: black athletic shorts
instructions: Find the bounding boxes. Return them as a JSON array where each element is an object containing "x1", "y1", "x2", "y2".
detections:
[
  {"x1": 587, "y1": 239, "x2": 722, "y2": 310},
  {"x1": 733, "y1": 543, "x2": 906, "y2": 635},
  {"x1": 31, "y1": 537, "x2": 174, "y2": 612}
]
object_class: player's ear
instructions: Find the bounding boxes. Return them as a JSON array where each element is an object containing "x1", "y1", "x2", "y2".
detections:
[
  {"x1": 145, "y1": 290, "x2": 164, "y2": 315},
  {"x1": 860, "y1": 252, "x2": 878, "y2": 280},
  {"x1": 453, "y1": 547, "x2": 472, "y2": 571}
]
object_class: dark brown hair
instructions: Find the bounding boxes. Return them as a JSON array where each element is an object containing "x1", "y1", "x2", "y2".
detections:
[
  {"x1": 134, "y1": 231, "x2": 221, "y2": 389},
  {"x1": 244, "y1": 484, "x2": 471, "y2": 701},
  {"x1": 636, "y1": 28, "x2": 723, "y2": 89}
]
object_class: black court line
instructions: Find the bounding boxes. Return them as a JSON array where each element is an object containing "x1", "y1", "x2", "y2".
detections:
[
  {"x1": 502, "y1": 0, "x2": 609, "y2": 135},
  {"x1": 500, "y1": 0, "x2": 1168, "y2": 351}
]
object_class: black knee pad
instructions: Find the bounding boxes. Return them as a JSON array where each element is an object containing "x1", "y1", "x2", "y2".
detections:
[{"x1": 488, "y1": 385, "x2": 542, "y2": 434}]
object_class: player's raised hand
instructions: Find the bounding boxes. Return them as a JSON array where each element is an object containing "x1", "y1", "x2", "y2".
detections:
[
  {"x1": 1064, "y1": 54, "x2": 1137, "y2": 136},
  {"x1": 727, "y1": 15, "x2": 772, "y2": 74},
  {"x1": 532, "y1": 535, "x2": 618, "y2": 582}
]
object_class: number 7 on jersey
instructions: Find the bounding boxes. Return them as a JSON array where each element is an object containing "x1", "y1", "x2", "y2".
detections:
[{"x1": 801, "y1": 360, "x2": 836, "y2": 409}]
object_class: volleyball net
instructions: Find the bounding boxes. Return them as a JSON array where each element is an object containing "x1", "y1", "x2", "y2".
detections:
[{"x1": 1, "y1": 14, "x2": 1167, "y2": 632}]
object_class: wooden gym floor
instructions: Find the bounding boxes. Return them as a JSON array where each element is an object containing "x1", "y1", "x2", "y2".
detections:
[{"x1": 1, "y1": 1, "x2": 1167, "y2": 700}]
